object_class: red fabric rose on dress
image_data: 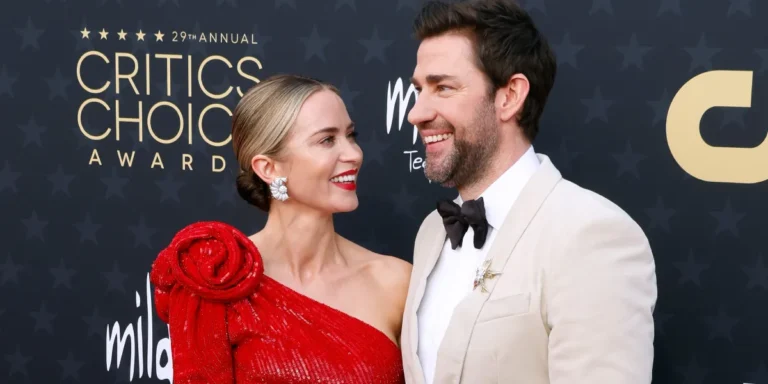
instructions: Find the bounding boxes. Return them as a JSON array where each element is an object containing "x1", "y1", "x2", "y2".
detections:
[{"x1": 150, "y1": 221, "x2": 263, "y2": 322}]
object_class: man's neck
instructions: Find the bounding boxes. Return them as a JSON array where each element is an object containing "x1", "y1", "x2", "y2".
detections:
[{"x1": 458, "y1": 143, "x2": 531, "y2": 201}]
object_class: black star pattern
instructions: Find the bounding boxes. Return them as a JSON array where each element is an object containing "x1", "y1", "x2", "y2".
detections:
[
  {"x1": 58, "y1": 351, "x2": 84, "y2": 381},
  {"x1": 755, "y1": 48, "x2": 768, "y2": 74},
  {"x1": 187, "y1": 22, "x2": 207, "y2": 57},
  {"x1": 5, "y1": 345, "x2": 31, "y2": 378},
  {"x1": 616, "y1": 34, "x2": 652, "y2": 70},
  {"x1": 0, "y1": 161, "x2": 21, "y2": 194},
  {"x1": 338, "y1": 78, "x2": 361, "y2": 113},
  {"x1": 30, "y1": 302, "x2": 56, "y2": 334},
  {"x1": 300, "y1": 26, "x2": 330, "y2": 62},
  {"x1": 654, "y1": 312, "x2": 673, "y2": 336},
  {"x1": 728, "y1": 0, "x2": 751, "y2": 17},
  {"x1": 15, "y1": 17, "x2": 44, "y2": 51},
  {"x1": 244, "y1": 25, "x2": 272, "y2": 58},
  {"x1": 336, "y1": 0, "x2": 356, "y2": 11},
  {"x1": 359, "y1": 27, "x2": 393, "y2": 64},
  {"x1": 156, "y1": 173, "x2": 185, "y2": 203},
  {"x1": 645, "y1": 196, "x2": 675, "y2": 233},
  {"x1": 391, "y1": 185, "x2": 418, "y2": 218},
  {"x1": 552, "y1": 33, "x2": 584, "y2": 69},
  {"x1": 213, "y1": 178, "x2": 237, "y2": 206},
  {"x1": 684, "y1": 34, "x2": 721, "y2": 73},
  {"x1": 129, "y1": 215, "x2": 157, "y2": 248},
  {"x1": 47, "y1": 165, "x2": 76, "y2": 196},
  {"x1": 581, "y1": 87, "x2": 614, "y2": 123},
  {"x1": 18, "y1": 116, "x2": 46, "y2": 147},
  {"x1": 589, "y1": 0, "x2": 613, "y2": 15},
  {"x1": 647, "y1": 88, "x2": 671, "y2": 126},
  {"x1": 101, "y1": 167, "x2": 129, "y2": 199},
  {"x1": 83, "y1": 307, "x2": 108, "y2": 340},
  {"x1": 125, "y1": 129, "x2": 152, "y2": 154},
  {"x1": 50, "y1": 258, "x2": 77, "y2": 289},
  {"x1": 102, "y1": 261, "x2": 129, "y2": 295},
  {"x1": 674, "y1": 250, "x2": 709, "y2": 287},
  {"x1": 22, "y1": 211, "x2": 48, "y2": 241},
  {"x1": 556, "y1": 137, "x2": 582, "y2": 173},
  {"x1": 0, "y1": 254, "x2": 23, "y2": 285},
  {"x1": 710, "y1": 199, "x2": 744, "y2": 237},
  {"x1": 703, "y1": 307, "x2": 739, "y2": 342},
  {"x1": 75, "y1": 213, "x2": 102, "y2": 244},
  {"x1": 45, "y1": 67, "x2": 72, "y2": 101},
  {"x1": 720, "y1": 108, "x2": 747, "y2": 130},
  {"x1": 359, "y1": 130, "x2": 392, "y2": 167},
  {"x1": 612, "y1": 141, "x2": 646, "y2": 178},
  {"x1": 396, "y1": 0, "x2": 420, "y2": 11},
  {"x1": 743, "y1": 254, "x2": 768, "y2": 290},
  {"x1": 275, "y1": 0, "x2": 296, "y2": 9},
  {"x1": 658, "y1": 0, "x2": 681, "y2": 15},
  {"x1": 0, "y1": 65, "x2": 19, "y2": 97},
  {"x1": 523, "y1": 0, "x2": 547, "y2": 15},
  {"x1": 677, "y1": 357, "x2": 709, "y2": 383}
]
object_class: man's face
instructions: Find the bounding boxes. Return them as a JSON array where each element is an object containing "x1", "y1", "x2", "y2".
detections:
[{"x1": 408, "y1": 32, "x2": 500, "y2": 188}]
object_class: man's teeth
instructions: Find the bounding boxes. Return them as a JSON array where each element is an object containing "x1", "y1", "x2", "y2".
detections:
[
  {"x1": 330, "y1": 175, "x2": 356, "y2": 183},
  {"x1": 424, "y1": 133, "x2": 453, "y2": 144}
]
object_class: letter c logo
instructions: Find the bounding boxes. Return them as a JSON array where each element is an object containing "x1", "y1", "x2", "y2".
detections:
[{"x1": 667, "y1": 70, "x2": 766, "y2": 184}]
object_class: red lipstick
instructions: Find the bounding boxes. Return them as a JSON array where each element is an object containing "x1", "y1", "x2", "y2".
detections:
[{"x1": 330, "y1": 169, "x2": 358, "y2": 191}]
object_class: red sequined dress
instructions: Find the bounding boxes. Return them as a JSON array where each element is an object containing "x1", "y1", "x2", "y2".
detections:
[{"x1": 149, "y1": 221, "x2": 405, "y2": 384}]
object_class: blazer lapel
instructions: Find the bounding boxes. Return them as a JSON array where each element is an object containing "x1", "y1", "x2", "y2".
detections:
[
  {"x1": 433, "y1": 154, "x2": 563, "y2": 382},
  {"x1": 404, "y1": 211, "x2": 447, "y2": 383}
]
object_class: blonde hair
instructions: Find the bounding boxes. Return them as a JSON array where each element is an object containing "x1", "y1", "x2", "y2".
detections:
[{"x1": 232, "y1": 74, "x2": 340, "y2": 211}]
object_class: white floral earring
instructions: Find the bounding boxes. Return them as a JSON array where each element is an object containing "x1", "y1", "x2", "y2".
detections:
[{"x1": 269, "y1": 177, "x2": 288, "y2": 201}]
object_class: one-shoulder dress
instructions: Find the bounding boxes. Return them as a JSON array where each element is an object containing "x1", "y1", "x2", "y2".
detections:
[{"x1": 149, "y1": 221, "x2": 405, "y2": 384}]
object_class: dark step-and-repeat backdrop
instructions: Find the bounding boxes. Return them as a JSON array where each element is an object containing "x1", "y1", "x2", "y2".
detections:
[{"x1": 2, "y1": 0, "x2": 767, "y2": 383}]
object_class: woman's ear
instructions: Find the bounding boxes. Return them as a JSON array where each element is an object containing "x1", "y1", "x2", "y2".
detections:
[{"x1": 250, "y1": 155, "x2": 276, "y2": 185}]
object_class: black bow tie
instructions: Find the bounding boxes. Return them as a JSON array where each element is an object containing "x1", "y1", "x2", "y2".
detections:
[{"x1": 436, "y1": 197, "x2": 489, "y2": 250}]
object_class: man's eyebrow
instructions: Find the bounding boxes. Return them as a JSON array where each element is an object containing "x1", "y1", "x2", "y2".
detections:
[{"x1": 411, "y1": 74, "x2": 456, "y2": 86}]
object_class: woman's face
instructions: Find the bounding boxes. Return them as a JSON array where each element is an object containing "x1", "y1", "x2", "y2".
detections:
[{"x1": 262, "y1": 89, "x2": 363, "y2": 214}]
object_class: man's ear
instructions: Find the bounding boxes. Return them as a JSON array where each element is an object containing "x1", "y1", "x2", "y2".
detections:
[
  {"x1": 496, "y1": 73, "x2": 530, "y2": 122},
  {"x1": 250, "y1": 154, "x2": 276, "y2": 185}
]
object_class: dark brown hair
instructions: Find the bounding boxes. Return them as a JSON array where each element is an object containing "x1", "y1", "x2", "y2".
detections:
[{"x1": 413, "y1": 0, "x2": 557, "y2": 141}]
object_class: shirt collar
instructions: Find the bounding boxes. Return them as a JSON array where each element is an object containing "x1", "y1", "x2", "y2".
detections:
[{"x1": 455, "y1": 145, "x2": 540, "y2": 229}]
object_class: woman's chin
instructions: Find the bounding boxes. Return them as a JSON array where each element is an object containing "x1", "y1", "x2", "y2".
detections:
[{"x1": 329, "y1": 197, "x2": 359, "y2": 213}]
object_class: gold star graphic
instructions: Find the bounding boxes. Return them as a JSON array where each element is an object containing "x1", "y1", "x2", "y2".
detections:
[
  {"x1": 80, "y1": 27, "x2": 90, "y2": 39},
  {"x1": 154, "y1": 30, "x2": 164, "y2": 42},
  {"x1": 99, "y1": 28, "x2": 109, "y2": 40},
  {"x1": 136, "y1": 29, "x2": 146, "y2": 41},
  {"x1": 117, "y1": 29, "x2": 127, "y2": 40}
]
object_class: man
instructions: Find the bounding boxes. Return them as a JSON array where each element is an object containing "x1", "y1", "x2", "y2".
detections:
[{"x1": 400, "y1": 1, "x2": 658, "y2": 383}]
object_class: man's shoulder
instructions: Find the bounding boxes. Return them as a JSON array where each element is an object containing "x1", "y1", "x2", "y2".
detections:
[{"x1": 546, "y1": 177, "x2": 644, "y2": 234}]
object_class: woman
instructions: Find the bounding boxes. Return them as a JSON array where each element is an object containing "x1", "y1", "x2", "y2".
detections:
[{"x1": 149, "y1": 74, "x2": 412, "y2": 383}]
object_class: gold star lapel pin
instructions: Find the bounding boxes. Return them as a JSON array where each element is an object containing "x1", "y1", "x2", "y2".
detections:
[{"x1": 473, "y1": 259, "x2": 501, "y2": 293}]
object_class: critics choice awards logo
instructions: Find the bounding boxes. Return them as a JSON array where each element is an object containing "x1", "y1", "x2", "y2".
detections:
[{"x1": 76, "y1": 26, "x2": 263, "y2": 174}]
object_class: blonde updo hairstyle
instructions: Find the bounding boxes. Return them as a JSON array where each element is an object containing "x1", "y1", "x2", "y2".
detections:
[{"x1": 232, "y1": 74, "x2": 340, "y2": 212}]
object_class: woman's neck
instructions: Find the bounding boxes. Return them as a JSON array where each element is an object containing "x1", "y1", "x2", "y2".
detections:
[{"x1": 256, "y1": 203, "x2": 345, "y2": 284}]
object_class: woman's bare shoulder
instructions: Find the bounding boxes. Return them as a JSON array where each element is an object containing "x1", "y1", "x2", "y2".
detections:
[{"x1": 338, "y1": 236, "x2": 413, "y2": 289}]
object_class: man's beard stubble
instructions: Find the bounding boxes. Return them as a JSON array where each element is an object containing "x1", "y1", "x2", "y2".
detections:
[{"x1": 424, "y1": 101, "x2": 499, "y2": 189}]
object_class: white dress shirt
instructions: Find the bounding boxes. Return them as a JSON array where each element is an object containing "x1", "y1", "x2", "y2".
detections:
[{"x1": 416, "y1": 145, "x2": 540, "y2": 384}]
